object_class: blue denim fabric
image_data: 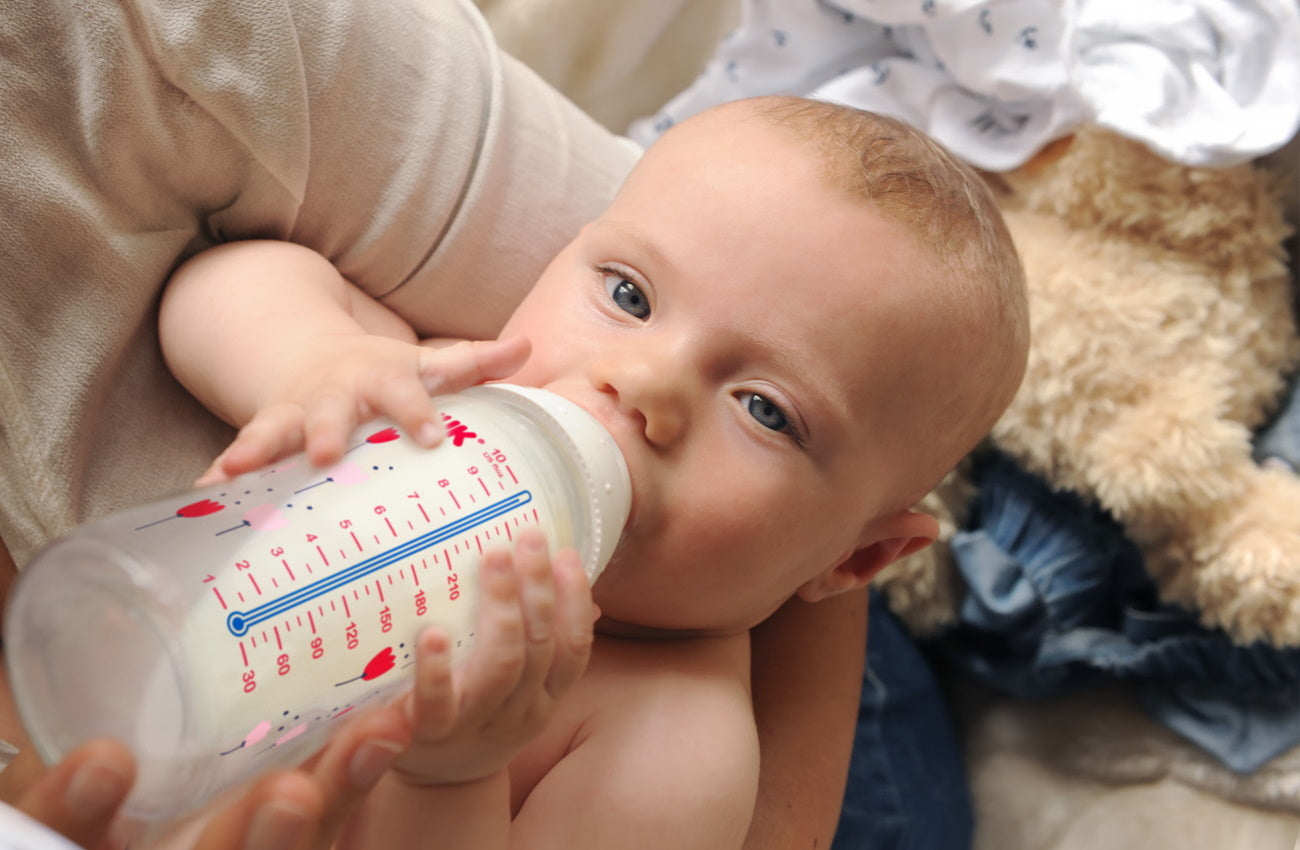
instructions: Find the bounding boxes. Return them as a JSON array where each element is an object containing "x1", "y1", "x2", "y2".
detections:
[
  {"x1": 938, "y1": 451, "x2": 1300, "y2": 773},
  {"x1": 834, "y1": 590, "x2": 973, "y2": 850},
  {"x1": 1255, "y1": 375, "x2": 1300, "y2": 470},
  {"x1": 831, "y1": 370, "x2": 1300, "y2": 840}
]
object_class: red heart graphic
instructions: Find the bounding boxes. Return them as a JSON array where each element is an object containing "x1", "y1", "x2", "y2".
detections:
[
  {"x1": 177, "y1": 498, "x2": 225, "y2": 518},
  {"x1": 366, "y1": 427, "x2": 400, "y2": 444},
  {"x1": 362, "y1": 647, "x2": 397, "y2": 681}
]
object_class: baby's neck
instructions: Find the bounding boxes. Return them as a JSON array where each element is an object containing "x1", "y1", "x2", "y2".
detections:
[{"x1": 594, "y1": 616, "x2": 747, "y2": 641}]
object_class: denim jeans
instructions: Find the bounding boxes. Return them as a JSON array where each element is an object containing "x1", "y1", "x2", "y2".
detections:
[
  {"x1": 942, "y1": 451, "x2": 1300, "y2": 773},
  {"x1": 1255, "y1": 376, "x2": 1300, "y2": 471},
  {"x1": 834, "y1": 590, "x2": 974, "y2": 850}
]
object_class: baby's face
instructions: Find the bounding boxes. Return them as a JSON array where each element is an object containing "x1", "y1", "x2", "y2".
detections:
[{"x1": 500, "y1": 108, "x2": 945, "y2": 634}]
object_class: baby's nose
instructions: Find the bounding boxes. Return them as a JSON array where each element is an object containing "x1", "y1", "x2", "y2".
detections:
[{"x1": 589, "y1": 354, "x2": 688, "y2": 449}]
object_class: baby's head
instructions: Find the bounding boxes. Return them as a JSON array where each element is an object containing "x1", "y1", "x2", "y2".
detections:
[{"x1": 502, "y1": 96, "x2": 1027, "y2": 635}]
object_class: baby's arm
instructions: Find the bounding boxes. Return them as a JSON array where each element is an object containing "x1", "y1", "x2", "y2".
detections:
[
  {"x1": 340, "y1": 628, "x2": 756, "y2": 850},
  {"x1": 338, "y1": 529, "x2": 597, "y2": 849},
  {"x1": 160, "y1": 240, "x2": 527, "y2": 480}
]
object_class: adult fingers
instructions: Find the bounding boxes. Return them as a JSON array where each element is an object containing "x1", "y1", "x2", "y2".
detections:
[
  {"x1": 10, "y1": 739, "x2": 134, "y2": 850},
  {"x1": 185, "y1": 771, "x2": 321, "y2": 850},
  {"x1": 290, "y1": 706, "x2": 410, "y2": 849},
  {"x1": 188, "y1": 707, "x2": 409, "y2": 850}
]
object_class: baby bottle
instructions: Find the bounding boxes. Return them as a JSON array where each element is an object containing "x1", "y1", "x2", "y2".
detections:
[{"x1": 4, "y1": 384, "x2": 630, "y2": 820}]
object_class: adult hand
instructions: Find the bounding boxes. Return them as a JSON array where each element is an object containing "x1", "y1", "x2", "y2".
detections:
[
  {"x1": 4, "y1": 706, "x2": 412, "y2": 850},
  {"x1": 4, "y1": 740, "x2": 132, "y2": 850}
]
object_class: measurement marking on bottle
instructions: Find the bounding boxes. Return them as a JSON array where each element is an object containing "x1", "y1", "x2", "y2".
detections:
[{"x1": 226, "y1": 492, "x2": 532, "y2": 636}]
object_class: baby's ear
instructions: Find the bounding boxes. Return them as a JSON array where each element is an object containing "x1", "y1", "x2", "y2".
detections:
[{"x1": 795, "y1": 510, "x2": 938, "y2": 603}]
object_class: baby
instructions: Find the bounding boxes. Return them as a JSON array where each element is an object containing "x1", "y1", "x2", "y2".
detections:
[{"x1": 158, "y1": 95, "x2": 1027, "y2": 848}]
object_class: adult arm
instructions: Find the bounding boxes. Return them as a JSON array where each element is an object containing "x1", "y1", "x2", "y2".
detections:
[{"x1": 744, "y1": 591, "x2": 868, "y2": 849}]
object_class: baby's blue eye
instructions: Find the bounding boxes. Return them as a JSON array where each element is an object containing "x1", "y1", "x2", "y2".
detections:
[
  {"x1": 742, "y1": 392, "x2": 789, "y2": 433},
  {"x1": 604, "y1": 275, "x2": 651, "y2": 319}
]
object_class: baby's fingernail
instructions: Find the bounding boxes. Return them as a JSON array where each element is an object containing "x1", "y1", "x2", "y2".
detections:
[
  {"x1": 417, "y1": 423, "x2": 442, "y2": 446},
  {"x1": 349, "y1": 738, "x2": 405, "y2": 788},
  {"x1": 67, "y1": 760, "x2": 132, "y2": 818},
  {"x1": 245, "y1": 801, "x2": 312, "y2": 850}
]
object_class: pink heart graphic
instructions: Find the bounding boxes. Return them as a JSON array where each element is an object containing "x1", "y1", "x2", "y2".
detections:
[
  {"x1": 273, "y1": 723, "x2": 308, "y2": 746},
  {"x1": 243, "y1": 720, "x2": 272, "y2": 747},
  {"x1": 243, "y1": 504, "x2": 288, "y2": 532},
  {"x1": 326, "y1": 461, "x2": 370, "y2": 486}
]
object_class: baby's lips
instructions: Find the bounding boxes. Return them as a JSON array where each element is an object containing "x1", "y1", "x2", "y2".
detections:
[{"x1": 564, "y1": 393, "x2": 647, "y2": 541}]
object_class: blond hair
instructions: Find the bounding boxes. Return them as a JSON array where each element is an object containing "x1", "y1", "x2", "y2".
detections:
[{"x1": 750, "y1": 96, "x2": 1029, "y2": 498}]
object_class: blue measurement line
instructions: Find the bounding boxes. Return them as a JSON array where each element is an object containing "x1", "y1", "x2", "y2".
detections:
[{"x1": 226, "y1": 491, "x2": 532, "y2": 636}]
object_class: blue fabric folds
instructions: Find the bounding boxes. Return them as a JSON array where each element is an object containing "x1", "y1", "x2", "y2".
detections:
[
  {"x1": 938, "y1": 448, "x2": 1300, "y2": 773},
  {"x1": 1255, "y1": 378, "x2": 1300, "y2": 471}
]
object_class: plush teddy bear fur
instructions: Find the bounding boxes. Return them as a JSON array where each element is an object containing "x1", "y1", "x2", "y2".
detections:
[{"x1": 878, "y1": 126, "x2": 1300, "y2": 646}]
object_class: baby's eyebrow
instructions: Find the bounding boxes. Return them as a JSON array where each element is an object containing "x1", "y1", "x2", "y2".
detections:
[
  {"x1": 737, "y1": 332, "x2": 848, "y2": 447},
  {"x1": 590, "y1": 219, "x2": 677, "y2": 278}
]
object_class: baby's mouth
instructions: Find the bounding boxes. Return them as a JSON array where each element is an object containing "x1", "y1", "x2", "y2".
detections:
[{"x1": 552, "y1": 389, "x2": 647, "y2": 571}]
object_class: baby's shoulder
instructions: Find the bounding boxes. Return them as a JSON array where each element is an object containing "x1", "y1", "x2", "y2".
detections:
[
  {"x1": 512, "y1": 632, "x2": 754, "y2": 788},
  {"x1": 576, "y1": 632, "x2": 758, "y2": 761},
  {"x1": 509, "y1": 631, "x2": 759, "y2": 837}
]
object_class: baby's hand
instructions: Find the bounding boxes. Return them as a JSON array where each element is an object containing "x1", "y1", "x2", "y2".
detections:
[
  {"x1": 392, "y1": 529, "x2": 595, "y2": 786},
  {"x1": 197, "y1": 336, "x2": 529, "y2": 485}
]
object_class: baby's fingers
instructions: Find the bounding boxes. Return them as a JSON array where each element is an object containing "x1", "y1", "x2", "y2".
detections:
[
  {"x1": 544, "y1": 547, "x2": 595, "y2": 697},
  {"x1": 418, "y1": 337, "x2": 530, "y2": 397},
  {"x1": 407, "y1": 627, "x2": 459, "y2": 741},
  {"x1": 360, "y1": 370, "x2": 445, "y2": 450},
  {"x1": 511, "y1": 531, "x2": 560, "y2": 701},
  {"x1": 456, "y1": 549, "x2": 530, "y2": 714},
  {"x1": 198, "y1": 406, "x2": 308, "y2": 485},
  {"x1": 301, "y1": 393, "x2": 358, "y2": 467}
]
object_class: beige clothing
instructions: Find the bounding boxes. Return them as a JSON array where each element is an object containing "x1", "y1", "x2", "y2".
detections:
[{"x1": 0, "y1": 0, "x2": 638, "y2": 565}]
